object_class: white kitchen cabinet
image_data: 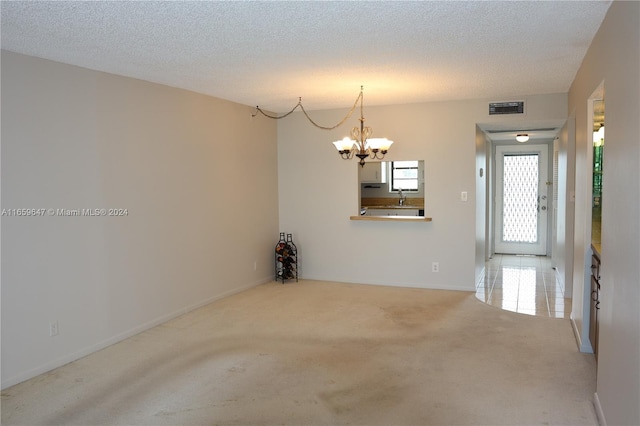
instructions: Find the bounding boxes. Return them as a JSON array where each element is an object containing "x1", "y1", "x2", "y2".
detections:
[{"x1": 359, "y1": 162, "x2": 386, "y2": 183}]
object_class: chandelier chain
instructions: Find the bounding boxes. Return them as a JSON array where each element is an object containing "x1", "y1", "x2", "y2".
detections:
[{"x1": 253, "y1": 90, "x2": 363, "y2": 131}]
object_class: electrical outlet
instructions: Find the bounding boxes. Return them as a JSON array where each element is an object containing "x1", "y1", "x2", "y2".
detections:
[
  {"x1": 432, "y1": 262, "x2": 439, "y2": 273},
  {"x1": 49, "y1": 321, "x2": 59, "y2": 337},
  {"x1": 253, "y1": 261, "x2": 257, "y2": 271}
]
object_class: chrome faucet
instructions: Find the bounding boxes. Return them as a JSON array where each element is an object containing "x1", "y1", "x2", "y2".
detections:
[{"x1": 398, "y1": 189, "x2": 406, "y2": 206}]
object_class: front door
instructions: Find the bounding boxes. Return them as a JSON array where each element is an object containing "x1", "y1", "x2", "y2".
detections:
[{"x1": 495, "y1": 144, "x2": 549, "y2": 255}]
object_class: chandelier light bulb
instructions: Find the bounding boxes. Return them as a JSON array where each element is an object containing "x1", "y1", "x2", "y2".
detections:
[
  {"x1": 333, "y1": 137, "x2": 355, "y2": 152},
  {"x1": 367, "y1": 138, "x2": 394, "y2": 151}
]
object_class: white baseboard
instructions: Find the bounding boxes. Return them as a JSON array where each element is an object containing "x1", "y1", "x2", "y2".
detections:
[
  {"x1": 553, "y1": 265, "x2": 566, "y2": 295},
  {"x1": 476, "y1": 265, "x2": 486, "y2": 288},
  {"x1": 1, "y1": 277, "x2": 271, "y2": 390},
  {"x1": 300, "y1": 275, "x2": 475, "y2": 292},
  {"x1": 570, "y1": 315, "x2": 594, "y2": 353},
  {"x1": 593, "y1": 392, "x2": 606, "y2": 425}
]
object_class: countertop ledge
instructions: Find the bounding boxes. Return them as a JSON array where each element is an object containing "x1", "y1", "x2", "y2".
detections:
[{"x1": 350, "y1": 216, "x2": 433, "y2": 222}]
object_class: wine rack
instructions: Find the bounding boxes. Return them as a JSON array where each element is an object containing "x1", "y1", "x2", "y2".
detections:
[{"x1": 275, "y1": 232, "x2": 298, "y2": 283}]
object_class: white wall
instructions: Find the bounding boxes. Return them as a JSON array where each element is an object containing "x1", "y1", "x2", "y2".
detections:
[
  {"x1": 568, "y1": 1, "x2": 640, "y2": 424},
  {"x1": 275, "y1": 94, "x2": 567, "y2": 290},
  {"x1": 553, "y1": 118, "x2": 575, "y2": 298},
  {"x1": 1, "y1": 51, "x2": 279, "y2": 388}
]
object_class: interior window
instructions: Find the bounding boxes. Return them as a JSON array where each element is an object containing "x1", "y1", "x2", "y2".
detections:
[{"x1": 390, "y1": 161, "x2": 419, "y2": 191}]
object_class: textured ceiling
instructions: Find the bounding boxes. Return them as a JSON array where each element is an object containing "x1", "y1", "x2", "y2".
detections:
[{"x1": 1, "y1": 1, "x2": 611, "y2": 114}]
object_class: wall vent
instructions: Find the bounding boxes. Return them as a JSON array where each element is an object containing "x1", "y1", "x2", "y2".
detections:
[{"x1": 489, "y1": 101, "x2": 524, "y2": 115}]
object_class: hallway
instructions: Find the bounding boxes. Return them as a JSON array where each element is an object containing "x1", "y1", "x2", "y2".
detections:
[{"x1": 476, "y1": 255, "x2": 571, "y2": 318}]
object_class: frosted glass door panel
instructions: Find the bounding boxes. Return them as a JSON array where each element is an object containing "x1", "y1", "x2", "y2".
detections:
[{"x1": 495, "y1": 144, "x2": 548, "y2": 255}]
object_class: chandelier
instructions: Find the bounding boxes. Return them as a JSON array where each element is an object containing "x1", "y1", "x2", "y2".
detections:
[{"x1": 253, "y1": 86, "x2": 393, "y2": 166}]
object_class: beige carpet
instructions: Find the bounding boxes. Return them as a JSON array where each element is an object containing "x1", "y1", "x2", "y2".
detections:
[{"x1": 1, "y1": 280, "x2": 597, "y2": 425}]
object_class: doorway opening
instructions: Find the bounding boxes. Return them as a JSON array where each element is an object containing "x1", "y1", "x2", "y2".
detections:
[
  {"x1": 475, "y1": 120, "x2": 566, "y2": 316},
  {"x1": 586, "y1": 86, "x2": 605, "y2": 357}
]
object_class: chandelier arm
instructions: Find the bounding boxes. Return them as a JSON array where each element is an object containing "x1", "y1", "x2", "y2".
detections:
[{"x1": 341, "y1": 150, "x2": 355, "y2": 160}]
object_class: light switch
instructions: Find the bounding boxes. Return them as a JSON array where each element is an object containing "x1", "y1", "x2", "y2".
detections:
[{"x1": 461, "y1": 191, "x2": 468, "y2": 202}]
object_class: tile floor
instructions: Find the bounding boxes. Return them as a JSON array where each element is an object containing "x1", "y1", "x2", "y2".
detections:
[{"x1": 476, "y1": 254, "x2": 572, "y2": 318}]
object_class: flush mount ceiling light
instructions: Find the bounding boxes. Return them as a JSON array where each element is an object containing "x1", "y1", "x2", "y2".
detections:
[
  {"x1": 516, "y1": 133, "x2": 530, "y2": 143},
  {"x1": 253, "y1": 86, "x2": 393, "y2": 167}
]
